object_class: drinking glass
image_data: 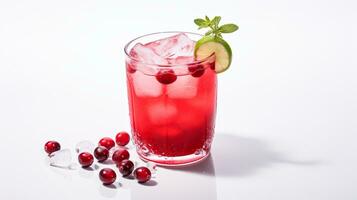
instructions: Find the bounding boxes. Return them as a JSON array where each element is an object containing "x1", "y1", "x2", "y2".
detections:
[{"x1": 124, "y1": 32, "x2": 217, "y2": 166}]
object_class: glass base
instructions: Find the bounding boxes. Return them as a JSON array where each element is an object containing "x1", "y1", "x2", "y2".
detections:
[{"x1": 137, "y1": 149, "x2": 210, "y2": 167}]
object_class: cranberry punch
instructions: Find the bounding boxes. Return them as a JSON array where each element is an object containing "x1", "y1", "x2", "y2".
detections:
[{"x1": 125, "y1": 32, "x2": 217, "y2": 165}]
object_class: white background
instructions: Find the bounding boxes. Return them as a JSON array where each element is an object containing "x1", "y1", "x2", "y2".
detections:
[{"x1": 1, "y1": 0, "x2": 357, "y2": 199}]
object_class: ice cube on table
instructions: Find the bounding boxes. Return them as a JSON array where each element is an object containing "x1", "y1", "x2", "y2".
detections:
[
  {"x1": 167, "y1": 75, "x2": 199, "y2": 99},
  {"x1": 75, "y1": 140, "x2": 95, "y2": 154},
  {"x1": 132, "y1": 71, "x2": 163, "y2": 97},
  {"x1": 145, "y1": 33, "x2": 195, "y2": 58},
  {"x1": 130, "y1": 43, "x2": 168, "y2": 65},
  {"x1": 49, "y1": 149, "x2": 77, "y2": 169}
]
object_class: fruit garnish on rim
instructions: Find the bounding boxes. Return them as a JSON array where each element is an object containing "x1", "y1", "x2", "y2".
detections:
[{"x1": 194, "y1": 16, "x2": 239, "y2": 73}]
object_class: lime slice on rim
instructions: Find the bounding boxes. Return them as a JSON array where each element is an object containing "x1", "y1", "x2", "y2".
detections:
[{"x1": 194, "y1": 36, "x2": 232, "y2": 73}]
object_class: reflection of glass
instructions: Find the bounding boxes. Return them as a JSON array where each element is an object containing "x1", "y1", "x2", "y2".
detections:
[
  {"x1": 131, "y1": 155, "x2": 217, "y2": 200},
  {"x1": 124, "y1": 32, "x2": 217, "y2": 166}
]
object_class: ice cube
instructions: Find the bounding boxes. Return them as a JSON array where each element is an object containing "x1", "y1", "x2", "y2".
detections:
[
  {"x1": 167, "y1": 75, "x2": 198, "y2": 99},
  {"x1": 145, "y1": 33, "x2": 195, "y2": 58},
  {"x1": 130, "y1": 43, "x2": 168, "y2": 65},
  {"x1": 49, "y1": 149, "x2": 76, "y2": 169},
  {"x1": 75, "y1": 140, "x2": 95, "y2": 154},
  {"x1": 132, "y1": 71, "x2": 163, "y2": 97},
  {"x1": 147, "y1": 102, "x2": 177, "y2": 125},
  {"x1": 167, "y1": 56, "x2": 195, "y2": 65}
]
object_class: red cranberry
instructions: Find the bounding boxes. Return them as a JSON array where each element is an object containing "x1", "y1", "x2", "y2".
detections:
[
  {"x1": 115, "y1": 131, "x2": 130, "y2": 146},
  {"x1": 44, "y1": 141, "x2": 61, "y2": 154},
  {"x1": 126, "y1": 63, "x2": 136, "y2": 73},
  {"x1": 117, "y1": 160, "x2": 134, "y2": 176},
  {"x1": 155, "y1": 69, "x2": 177, "y2": 84},
  {"x1": 134, "y1": 167, "x2": 151, "y2": 183},
  {"x1": 98, "y1": 137, "x2": 115, "y2": 150},
  {"x1": 94, "y1": 146, "x2": 109, "y2": 162},
  {"x1": 78, "y1": 152, "x2": 94, "y2": 168},
  {"x1": 99, "y1": 168, "x2": 116, "y2": 185},
  {"x1": 188, "y1": 64, "x2": 205, "y2": 77},
  {"x1": 112, "y1": 149, "x2": 130, "y2": 164}
]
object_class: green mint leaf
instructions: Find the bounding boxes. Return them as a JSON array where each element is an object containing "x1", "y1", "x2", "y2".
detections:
[
  {"x1": 218, "y1": 24, "x2": 239, "y2": 33},
  {"x1": 194, "y1": 18, "x2": 206, "y2": 26},
  {"x1": 194, "y1": 16, "x2": 239, "y2": 38},
  {"x1": 211, "y1": 16, "x2": 221, "y2": 28},
  {"x1": 200, "y1": 24, "x2": 210, "y2": 29}
]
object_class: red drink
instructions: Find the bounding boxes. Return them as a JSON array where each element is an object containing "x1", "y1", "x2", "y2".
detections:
[{"x1": 125, "y1": 32, "x2": 217, "y2": 165}]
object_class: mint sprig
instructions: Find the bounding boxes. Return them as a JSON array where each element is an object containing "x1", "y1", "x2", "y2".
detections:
[{"x1": 194, "y1": 16, "x2": 239, "y2": 38}]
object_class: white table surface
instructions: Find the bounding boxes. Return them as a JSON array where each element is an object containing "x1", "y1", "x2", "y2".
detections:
[{"x1": 1, "y1": 0, "x2": 357, "y2": 199}]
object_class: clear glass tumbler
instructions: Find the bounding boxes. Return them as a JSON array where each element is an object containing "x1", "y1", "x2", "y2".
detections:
[{"x1": 124, "y1": 32, "x2": 217, "y2": 166}]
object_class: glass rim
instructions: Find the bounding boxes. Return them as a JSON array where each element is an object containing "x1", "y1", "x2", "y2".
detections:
[{"x1": 124, "y1": 31, "x2": 215, "y2": 67}]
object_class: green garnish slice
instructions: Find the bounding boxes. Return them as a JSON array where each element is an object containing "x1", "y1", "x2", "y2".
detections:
[{"x1": 193, "y1": 16, "x2": 238, "y2": 73}]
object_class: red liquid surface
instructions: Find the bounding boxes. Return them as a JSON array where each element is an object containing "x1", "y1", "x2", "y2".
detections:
[{"x1": 126, "y1": 63, "x2": 217, "y2": 158}]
